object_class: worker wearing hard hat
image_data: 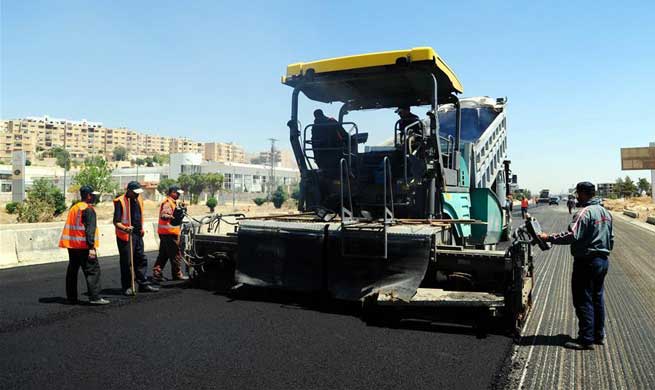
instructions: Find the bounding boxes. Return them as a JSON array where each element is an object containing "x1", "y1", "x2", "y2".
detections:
[
  {"x1": 152, "y1": 185, "x2": 188, "y2": 282},
  {"x1": 59, "y1": 185, "x2": 109, "y2": 305},
  {"x1": 539, "y1": 181, "x2": 614, "y2": 350},
  {"x1": 114, "y1": 181, "x2": 159, "y2": 295}
]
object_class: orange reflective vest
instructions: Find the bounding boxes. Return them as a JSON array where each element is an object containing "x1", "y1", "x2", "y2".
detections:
[
  {"x1": 59, "y1": 202, "x2": 99, "y2": 249},
  {"x1": 521, "y1": 199, "x2": 529, "y2": 208},
  {"x1": 114, "y1": 194, "x2": 144, "y2": 241},
  {"x1": 157, "y1": 197, "x2": 181, "y2": 236}
]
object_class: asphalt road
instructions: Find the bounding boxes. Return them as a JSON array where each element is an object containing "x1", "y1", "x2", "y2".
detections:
[
  {"x1": 508, "y1": 204, "x2": 655, "y2": 389},
  {"x1": 0, "y1": 253, "x2": 511, "y2": 389},
  {"x1": 1, "y1": 205, "x2": 653, "y2": 390}
]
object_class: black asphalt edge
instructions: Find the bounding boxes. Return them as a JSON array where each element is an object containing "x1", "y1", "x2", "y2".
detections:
[
  {"x1": 0, "y1": 285, "x2": 186, "y2": 335},
  {"x1": 489, "y1": 340, "x2": 519, "y2": 390}
]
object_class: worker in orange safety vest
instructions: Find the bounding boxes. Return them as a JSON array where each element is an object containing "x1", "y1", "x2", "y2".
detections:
[
  {"x1": 113, "y1": 181, "x2": 159, "y2": 295},
  {"x1": 59, "y1": 185, "x2": 109, "y2": 305},
  {"x1": 152, "y1": 185, "x2": 188, "y2": 282}
]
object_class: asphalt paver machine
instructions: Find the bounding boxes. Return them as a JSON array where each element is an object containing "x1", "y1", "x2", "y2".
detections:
[{"x1": 186, "y1": 47, "x2": 543, "y2": 332}]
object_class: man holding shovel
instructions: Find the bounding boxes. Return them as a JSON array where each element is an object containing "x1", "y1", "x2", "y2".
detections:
[{"x1": 114, "y1": 181, "x2": 159, "y2": 295}]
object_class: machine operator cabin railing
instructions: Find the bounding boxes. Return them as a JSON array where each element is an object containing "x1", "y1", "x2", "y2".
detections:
[
  {"x1": 471, "y1": 111, "x2": 508, "y2": 189},
  {"x1": 302, "y1": 122, "x2": 359, "y2": 171}
]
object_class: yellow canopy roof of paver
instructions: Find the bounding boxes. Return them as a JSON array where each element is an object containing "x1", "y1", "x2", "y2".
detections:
[{"x1": 282, "y1": 47, "x2": 463, "y2": 109}]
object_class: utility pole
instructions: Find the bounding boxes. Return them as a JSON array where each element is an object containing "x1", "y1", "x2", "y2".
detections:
[
  {"x1": 268, "y1": 138, "x2": 278, "y2": 196},
  {"x1": 232, "y1": 164, "x2": 236, "y2": 209},
  {"x1": 62, "y1": 120, "x2": 68, "y2": 198}
]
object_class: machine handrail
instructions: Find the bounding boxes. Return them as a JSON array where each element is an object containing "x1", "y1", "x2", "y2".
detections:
[
  {"x1": 339, "y1": 158, "x2": 354, "y2": 223},
  {"x1": 303, "y1": 121, "x2": 359, "y2": 170},
  {"x1": 394, "y1": 119, "x2": 423, "y2": 147},
  {"x1": 383, "y1": 156, "x2": 395, "y2": 227}
]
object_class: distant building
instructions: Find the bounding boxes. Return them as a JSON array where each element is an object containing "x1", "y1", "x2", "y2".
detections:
[
  {"x1": 204, "y1": 142, "x2": 246, "y2": 163},
  {"x1": 250, "y1": 149, "x2": 297, "y2": 169},
  {"x1": 170, "y1": 137, "x2": 203, "y2": 154},
  {"x1": 597, "y1": 183, "x2": 615, "y2": 197},
  {"x1": 0, "y1": 116, "x2": 204, "y2": 163}
]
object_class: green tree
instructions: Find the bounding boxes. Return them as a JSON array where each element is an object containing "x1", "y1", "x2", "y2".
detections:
[
  {"x1": 614, "y1": 177, "x2": 624, "y2": 197},
  {"x1": 50, "y1": 147, "x2": 70, "y2": 170},
  {"x1": 135, "y1": 158, "x2": 146, "y2": 167},
  {"x1": 113, "y1": 146, "x2": 128, "y2": 161},
  {"x1": 25, "y1": 159, "x2": 32, "y2": 166},
  {"x1": 637, "y1": 177, "x2": 651, "y2": 195},
  {"x1": 74, "y1": 157, "x2": 118, "y2": 199},
  {"x1": 153, "y1": 154, "x2": 169, "y2": 165},
  {"x1": 157, "y1": 178, "x2": 178, "y2": 195},
  {"x1": 206, "y1": 197, "x2": 218, "y2": 212},
  {"x1": 189, "y1": 172, "x2": 207, "y2": 204},
  {"x1": 271, "y1": 186, "x2": 288, "y2": 208},
  {"x1": 204, "y1": 173, "x2": 224, "y2": 197},
  {"x1": 621, "y1": 176, "x2": 637, "y2": 197},
  {"x1": 177, "y1": 173, "x2": 193, "y2": 194}
]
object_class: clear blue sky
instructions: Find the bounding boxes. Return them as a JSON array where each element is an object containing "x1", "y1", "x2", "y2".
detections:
[{"x1": 1, "y1": 0, "x2": 654, "y2": 193}]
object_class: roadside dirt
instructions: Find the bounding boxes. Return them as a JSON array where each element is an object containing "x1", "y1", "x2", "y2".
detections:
[
  {"x1": 0, "y1": 199, "x2": 297, "y2": 225},
  {"x1": 603, "y1": 197, "x2": 654, "y2": 222}
]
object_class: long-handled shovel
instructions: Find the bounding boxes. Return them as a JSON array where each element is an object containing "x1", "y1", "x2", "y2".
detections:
[{"x1": 129, "y1": 232, "x2": 136, "y2": 296}]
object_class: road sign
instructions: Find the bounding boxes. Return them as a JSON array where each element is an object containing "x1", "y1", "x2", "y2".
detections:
[{"x1": 621, "y1": 146, "x2": 655, "y2": 170}]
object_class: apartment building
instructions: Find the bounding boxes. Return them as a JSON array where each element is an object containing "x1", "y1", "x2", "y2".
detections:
[
  {"x1": 171, "y1": 137, "x2": 203, "y2": 154},
  {"x1": 0, "y1": 116, "x2": 204, "y2": 163},
  {"x1": 250, "y1": 149, "x2": 297, "y2": 169},
  {"x1": 597, "y1": 183, "x2": 615, "y2": 197},
  {"x1": 204, "y1": 142, "x2": 246, "y2": 163}
]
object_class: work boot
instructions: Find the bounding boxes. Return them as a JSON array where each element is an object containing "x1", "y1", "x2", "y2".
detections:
[
  {"x1": 124, "y1": 288, "x2": 135, "y2": 296},
  {"x1": 594, "y1": 338, "x2": 605, "y2": 345},
  {"x1": 173, "y1": 273, "x2": 189, "y2": 281},
  {"x1": 564, "y1": 337, "x2": 594, "y2": 350},
  {"x1": 139, "y1": 284, "x2": 159, "y2": 293},
  {"x1": 89, "y1": 297, "x2": 110, "y2": 305},
  {"x1": 152, "y1": 268, "x2": 164, "y2": 282}
]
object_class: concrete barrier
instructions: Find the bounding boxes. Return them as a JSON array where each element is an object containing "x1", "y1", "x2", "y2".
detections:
[
  {"x1": 0, "y1": 229, "x2": 18, "y2": 268},
  {"x1": 623, "y1": 209, "x2": 639, "y2": 218},
  {"x1": 0, "y1": 218, "x2": 160, "y2": 269},
  {"x1": 647, "y1": 216, "x2": 655, "y2": 226},
  {"x1": 14, "y1": 226, "x2": 69, "y2": 265}
]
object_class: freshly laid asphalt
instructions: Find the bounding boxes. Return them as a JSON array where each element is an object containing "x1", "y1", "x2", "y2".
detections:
[
  {"x1": 0, "y1": 254, "x2": 511, "y2": 389},
  {"x1": 1, "y1": 204, "x2": 653, "y2": 389}
]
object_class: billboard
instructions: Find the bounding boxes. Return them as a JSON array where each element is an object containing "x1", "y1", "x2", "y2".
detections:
[{"x1": 621, "y1": 146, "x2": 655, "y2": 170}]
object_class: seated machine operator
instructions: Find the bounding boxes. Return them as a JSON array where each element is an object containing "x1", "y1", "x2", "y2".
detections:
[
  {"x1": 395, "y1": 106, "x2": 422, "y2": 139},
  {"x1": 312, "y1": 109, "x2": 350, "y2": 175}
]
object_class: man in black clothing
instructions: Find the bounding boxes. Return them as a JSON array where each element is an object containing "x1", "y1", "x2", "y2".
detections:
[
  {"x1": 396, "y1": 106, "x2": 422, "y2": 140},
  {"x1": 60, "y1": 185, "x2": 109, "y2": 305},
  {"x1": 114, "y1": 181, "x2": 159, "y2": 295},
  {"x1": 312, "y1": 109, "x2": 350, "y2": 175}
]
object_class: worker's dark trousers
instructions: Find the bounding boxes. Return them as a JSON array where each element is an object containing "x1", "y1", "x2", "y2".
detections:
[
  {"x1": 117, "y1": 232, "x2": 149, "y2": 291},
  {"x1": 521, "y1": 207, "x2": 528, "y2": 219},
  {"x1": 154, "y1": 234, "x2": 182, "y2": 278},
  {"x1": 572, "y1": 256, "x2": 609, "y2": 343},
  {"x1": 66, "y1": 249, "x2": 101, "y2": 301}
]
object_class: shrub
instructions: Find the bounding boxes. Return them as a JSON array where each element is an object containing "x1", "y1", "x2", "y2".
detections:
[
  {"x1": 206, "y1": 197, "x2": 218, "y2": 212},
  {"x1": 271, "y1": 186, "x2": 288, "y2": 209},
  {"x1": 291, "y1": 184, "x2": 301, "y2": 201},
  {"x1": 253, "y1": 197, "x2": 267, "y2": 206},
  {"x1": 27, "y1": 178, "x2": 67, "y2": 216},
  {"x1": 17, "y1": 199, "x2": 56, "y2": 223},
  {"x1": 5, "y1": 201, "x2": 19, "y2": 214}
]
